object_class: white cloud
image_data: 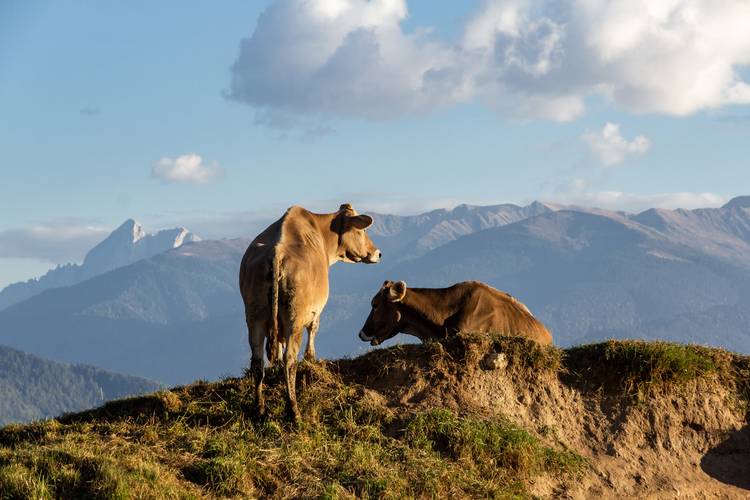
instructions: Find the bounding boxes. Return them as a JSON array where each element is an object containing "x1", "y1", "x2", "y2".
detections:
[
  {"x1": 227, "y1": 0, "x2": 458, "y2": 120},
  {"x1": 546, "y1": 179, "x2": 726, "y2": 212},
  {"x1": 0, "y1": 222, "x2": 109, "y2": 264},
  {"x1": 571, "y1": 191, "x2": 725, "y2": 212},
  {"x1": 583, "y1": 122, "x2": 651, "y2": 166},
  {"x1": 151, "y1": 154, "x2": 221, "y2": 185},
  {"x1": 227, "y1": 0, "x2": 750, "y2": 123}
]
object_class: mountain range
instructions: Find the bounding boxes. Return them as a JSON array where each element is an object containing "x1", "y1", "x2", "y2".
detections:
[
  {"x1": 0, "y1": 219, "x2": 199, "y2": 310},
  {"x1": 0, "y1": 344, "x2": 160, "y2": 426},
  {"x1": 1, "y1": 198, "x2": 749, "y2": 385}
]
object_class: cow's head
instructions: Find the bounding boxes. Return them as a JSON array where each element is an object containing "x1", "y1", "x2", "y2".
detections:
[
  {"x1": 333, "y1": 203, "x2": 381, "y2": 264},
  {"x1": 358, "y1": 280, "x2": 407, "y2": 345}
]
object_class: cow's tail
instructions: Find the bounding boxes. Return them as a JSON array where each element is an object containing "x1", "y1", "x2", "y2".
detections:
[{"x1": 266, "y1": 249, "x2": 282, "y2": 364}]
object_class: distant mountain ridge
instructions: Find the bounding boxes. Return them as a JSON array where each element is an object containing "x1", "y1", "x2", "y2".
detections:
[
  {"x1": 1, "y1": 197, "x2": 750, "y2": 384},
  {"x1": 631, "y1": 204, "x2": 750, "y2": 265},
  {"x1": 0, "y1": 219, "x2": 200, "y2": 311},
  {"x1": 0, "y1": 344, "x2": 160, "y2": 425},
  {"x1": 368, "y1": 201, "x2": 556, "y2": 261}
]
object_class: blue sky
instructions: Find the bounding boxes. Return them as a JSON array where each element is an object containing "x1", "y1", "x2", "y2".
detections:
[{"x1": 1, "y1": 0, "x2": 749, "y2": 287}]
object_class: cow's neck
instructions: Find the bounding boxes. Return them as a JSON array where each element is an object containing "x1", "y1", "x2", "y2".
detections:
[
  {"x1": 397, "y1": 288, "x2": 461, "y2": 340},
  {"x1": 307, "y1": 212, "x2": 340, "y2": 266}
]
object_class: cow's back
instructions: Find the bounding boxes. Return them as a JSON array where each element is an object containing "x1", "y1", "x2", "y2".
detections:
[
  {"x1": 458, "y1": 281, "x2": 553, "y2": 345},
  {"x1": 239, "y1": 206, "x2": 331, "y2": 321}
]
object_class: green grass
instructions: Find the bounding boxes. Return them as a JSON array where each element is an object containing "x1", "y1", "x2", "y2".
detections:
[
  {"x1": 564, "y1": 340, "x2": 720, "y2": 398},
  {"x1": 404, "y1": 409, "x2": 586, "y2": 478},
  {"x1": 423, "y1": 332, "x2": 563, "y2": 376},
  {"x1": 485, "y1": 334, "x2": 563, "y2": 374},
  {"x1": 0, "y1": 360, "x2": 585, "y2": 499}
]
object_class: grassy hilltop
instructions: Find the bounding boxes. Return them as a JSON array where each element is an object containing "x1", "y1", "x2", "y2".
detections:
[{"x1": 1, "y1": 334, "x2": 749, "y2": 498}]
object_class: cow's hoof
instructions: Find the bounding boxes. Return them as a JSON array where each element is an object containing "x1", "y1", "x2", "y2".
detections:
[
  {"x1": 285, "y1": 404, "x2": 301, "y2": 426},
  {"x1": 254, "y1": 400, "x2": 266, "y2": 420},
  {"x1": 255, "y1": 409, "x2": 267, "y2": 422}
]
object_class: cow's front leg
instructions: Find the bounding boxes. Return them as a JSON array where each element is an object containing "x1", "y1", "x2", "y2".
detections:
[{"x1": 304, "y1": 315, "x2": 320, "y2": 362}]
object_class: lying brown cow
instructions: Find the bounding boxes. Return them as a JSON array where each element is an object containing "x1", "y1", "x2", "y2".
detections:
[
  {"x1": 240, "y1": 204, "x2": 381, "y2": 420},
  {"x1": 358, "y1": 280, "x2": 552, "y2": 346}
]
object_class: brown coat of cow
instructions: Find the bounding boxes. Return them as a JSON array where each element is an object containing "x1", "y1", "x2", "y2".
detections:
[
  {"x1": 358, "y1": 280, "x2": 552, "y2": 346},
  {"x1": 240, "y1": 204, "x2": 381, "y2": 420}
]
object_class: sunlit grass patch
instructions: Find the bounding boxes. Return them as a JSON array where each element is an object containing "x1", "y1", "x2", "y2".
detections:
[{"x1": 564, "y1": 340, "x2": 719, "y2": 397}]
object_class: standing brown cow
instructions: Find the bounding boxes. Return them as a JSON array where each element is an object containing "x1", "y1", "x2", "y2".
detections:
[
  {"x1": 358, "y1": 280, "x2": 552, "y2": 346},
  {"x1": 239, "y1": 204, "x2": 381, "y2": 421}
]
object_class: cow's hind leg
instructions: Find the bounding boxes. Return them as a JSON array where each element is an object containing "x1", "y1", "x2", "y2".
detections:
[
  {"x1": 304, "y1": 314, "x2": 320, "y2": 362},
  {"x1": 248, "y1": 319, "x2": 267, "y2": 418},
  {"x1": 283, "y1": 322, "x2": 304, "y2": 424}
]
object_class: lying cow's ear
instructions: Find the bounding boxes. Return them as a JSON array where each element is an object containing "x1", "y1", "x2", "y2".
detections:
[
  {"x1": 347, "y1": 214, "x2": 373, "y2": 230},
  {"x1": 388, "y1": 281, "x2": 407, "y2": 302}
]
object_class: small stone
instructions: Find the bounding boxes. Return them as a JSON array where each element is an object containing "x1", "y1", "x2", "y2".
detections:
[{"x1": 482, "y1": 352, "x2": 508, "y2": 370}]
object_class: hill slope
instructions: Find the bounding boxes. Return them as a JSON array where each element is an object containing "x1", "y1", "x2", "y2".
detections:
[
  {"x1": 1, "y1": 336, "x2": 747, "y2": 498},
  {"x1": 0, "y1": 345, "x2": 161, "y2": 426}
]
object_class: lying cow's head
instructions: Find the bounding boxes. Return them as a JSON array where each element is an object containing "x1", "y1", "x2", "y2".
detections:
[
  {"x1": 333, "y1": 203, "x2": 381, "y2": 264},
  {"x1": 358, "y1": 280, "x2": 407, "y2": 345}
]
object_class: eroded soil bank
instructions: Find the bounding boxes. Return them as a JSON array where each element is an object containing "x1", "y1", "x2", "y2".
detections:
[{"x1": 334, "y1": 335, "x2": 750, "y2": 498}]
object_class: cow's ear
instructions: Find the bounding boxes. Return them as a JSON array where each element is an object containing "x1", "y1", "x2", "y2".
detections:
[
  {"x1": 348, "y1": 214, "x2": 373, "y2": 230},
  {"x1": 388, "y1": 281, "x2": 407, "y2": 302}
]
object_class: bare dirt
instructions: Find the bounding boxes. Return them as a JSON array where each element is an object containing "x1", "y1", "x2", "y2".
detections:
[{"x1": 332, "y1": 336, "x2": 750, "y2": 499}]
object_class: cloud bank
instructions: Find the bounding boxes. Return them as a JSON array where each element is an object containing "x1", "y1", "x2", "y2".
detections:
[
  {"x1": 583, "y1": 123, "x2": 651, "y2": 166},
  {"x1": 227, "y1": 0, "x2": 750, "y2": 123},
  {"x1": 0, "y1": 223, "x2": 109, "y2": 264},
  {"x1": 571, "y1": 191, "x2": 726, "y2": 212},
  {"x1": 151, "y1": 154, "x2": 221, "y2": 185},
  {"x1": 546, "y1": 178, "x2": 726, "y2": 212}
]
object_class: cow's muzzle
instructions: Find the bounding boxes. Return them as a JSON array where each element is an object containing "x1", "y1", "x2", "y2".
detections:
[
  {"x1": 363, "y1": 250, "x2": 382, "y2": 264},
  {"x1": 359, "y1": 330, "x2": 375, "y2": 342}
]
